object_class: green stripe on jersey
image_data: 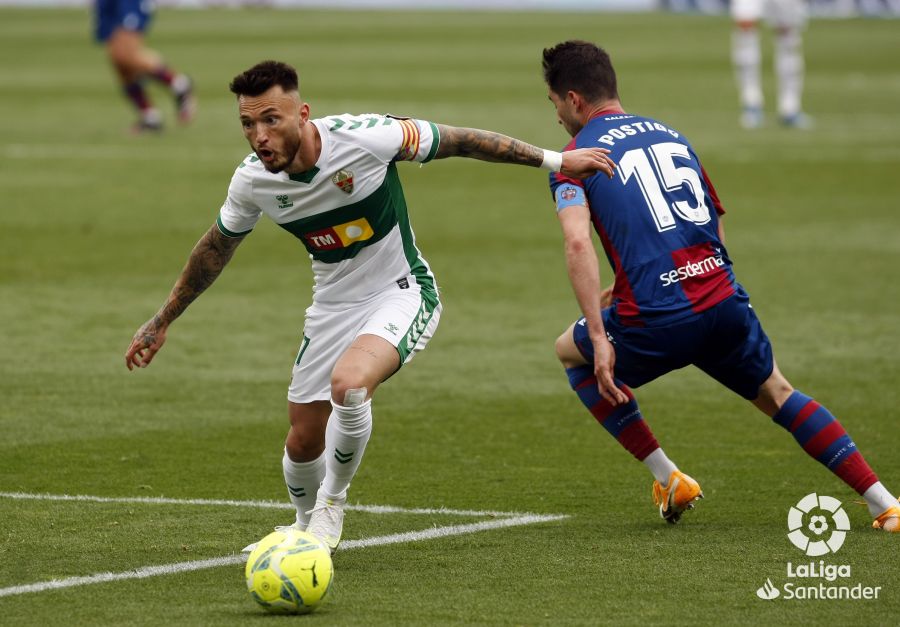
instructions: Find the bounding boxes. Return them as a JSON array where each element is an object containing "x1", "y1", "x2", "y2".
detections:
[
  {"x1": 423, "y1": 122, "x2": 440, "y2": 163},
  {"x1": 216, "y1": 215, "x2": 253, "y2": 238},
  {"x1": 278, "y1": 163, "x2": 411, "y2": 264}
]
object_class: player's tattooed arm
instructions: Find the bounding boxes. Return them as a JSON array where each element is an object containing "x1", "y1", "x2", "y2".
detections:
[
  {"x1": 434, "y1": 124, "x2": 544, "y2": 167},
  {"x1": 126, "y1": 224, "x2": 245, "y2": 370},
  {"x1": 156, "y1": 224, "x2": 244, "y2": 324},
  {"x1": 432, "y1": 124, "x2": 615, "y2": 179},
  {"x1": 433, "y1": 124, "x2": 544, "y2": 165}
]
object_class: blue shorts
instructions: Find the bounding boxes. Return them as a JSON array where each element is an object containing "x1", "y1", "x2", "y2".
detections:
[
  {"x1": 94, "y1": 0, "x2": 153, "y2": 42},
  {"x1": 573, "y1": 289, "x2": 774, "y2": 400}
]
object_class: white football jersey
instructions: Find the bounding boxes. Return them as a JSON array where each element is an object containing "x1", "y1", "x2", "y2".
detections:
[{"x1": 218, "y1": 113, "x2": 440, "y2": 303}]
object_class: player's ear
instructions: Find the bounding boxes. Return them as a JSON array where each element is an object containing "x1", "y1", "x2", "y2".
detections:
[
  {"x1": 298, "y1": 102, "x2": 310, "y2": 124},
  {"x1": 567, "y1": 90, "x2": 584, "y2": 112}
]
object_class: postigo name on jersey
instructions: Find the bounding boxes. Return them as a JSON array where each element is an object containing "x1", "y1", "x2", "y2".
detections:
[
  {"x1": 660, "y1": 255, "x2": 724, "y2": 287},
  {"x1": 597, "y1": 119, "x2": 680, "y2": 147}
]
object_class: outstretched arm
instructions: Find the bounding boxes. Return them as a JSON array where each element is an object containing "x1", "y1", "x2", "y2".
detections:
[
  {"x1": 125, "y1": 223, "x2": 245, "y2": 370},
  {"x1": 432, "y1": 124, "x2": 615, "y2": 179},
  {"x1": 558, "y1": 203, "x2": 628, "y2": 406}
]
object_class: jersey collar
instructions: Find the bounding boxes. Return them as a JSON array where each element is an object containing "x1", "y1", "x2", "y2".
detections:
[{"x1": 588, "y1": 107, "x2": 626, "y2": 122}]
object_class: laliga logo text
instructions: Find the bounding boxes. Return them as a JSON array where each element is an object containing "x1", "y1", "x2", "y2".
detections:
[{"x1": 755, "y1": 493, "x2": 883, "y2": 601}]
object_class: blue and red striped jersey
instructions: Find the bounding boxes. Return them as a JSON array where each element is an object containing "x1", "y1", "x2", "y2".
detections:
[{"x1": 550, "y1": 110, "x2": 736, "y2": 326}]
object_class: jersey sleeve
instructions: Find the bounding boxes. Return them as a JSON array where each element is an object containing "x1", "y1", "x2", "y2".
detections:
[
  {"x1": 548, "y1": 138, "x2": 585, "y2": 209},
  {"x1": 549, "y1": 173, "x2": 587, "y2": 213},
  {"x1": 323, "y1": 114, "x2": 440, "y2": 165},
  {"x1": 217, "y1": 157, "x2": 262, "y2": 238}
]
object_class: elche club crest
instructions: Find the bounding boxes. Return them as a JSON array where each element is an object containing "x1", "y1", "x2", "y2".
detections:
[{"x1": 332, "y1": 169, "x2": 354, "y2": 194}]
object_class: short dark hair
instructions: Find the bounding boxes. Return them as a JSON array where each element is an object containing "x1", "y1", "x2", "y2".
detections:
[
  {"x1": 229, "y1": 60, "x2": 299, "y2": 97},
  {"x1": 542, "y1": 41, "x2": 618, "y2": 103}
]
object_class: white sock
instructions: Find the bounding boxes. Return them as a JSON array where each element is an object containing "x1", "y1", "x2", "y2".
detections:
[
  {"x1": 282, "y1": 449, "x2": 326, "y2": 528},
  {"x1": 643, "y1": 448, "x2": 678, "y2": 485},
  {"x1": 141, "y1": 108, "x2": 162, "y2": 125},
  {"x1": 319, "y1": 399, "x2": 373, "y2": 503},
  {"x1": 732, "y1": 28, "x2": 763, "y2": 110},
  {"x1": 172, "y1": 73, "x2": 191, "y2": 95},
  {"x1": 775, "y1": 28, "x2": 804, "y2": 117},
  {"x1": 863, "y1": 481, "x2": 898, "y2": 517}
]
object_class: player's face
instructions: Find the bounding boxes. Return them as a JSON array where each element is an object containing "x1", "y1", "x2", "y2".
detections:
[
  {"x1": 548, "y1": 90, "x2": 582, "y2": 137},
  {"x1": 238, "y1": 86, "x2": 306, "y2": 173}
]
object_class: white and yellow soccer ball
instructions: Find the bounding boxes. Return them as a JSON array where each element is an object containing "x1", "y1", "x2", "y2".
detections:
[{"x1": 244, "y1": 528, "x2": 334, "y2": 614}]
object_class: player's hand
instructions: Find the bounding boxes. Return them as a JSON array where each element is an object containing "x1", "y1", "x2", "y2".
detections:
[
  {"x1": 600, "y1": 286, "x2": 614, "y2": 309},
  {"x1": 593, "y1": 335, "x2": 628, "y2": 406},
  {"x1": 561, "y1": 148, "x2": 616, "y2": 180},
  {"x1": 125, "y1": 317, "x2": 168, "y2": 370}
]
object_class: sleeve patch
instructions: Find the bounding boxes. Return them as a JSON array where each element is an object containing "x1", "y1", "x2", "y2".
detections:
[
  {"x1": 395, "y1": 119, "x2": 421, "y2": 162},
  {"x1": 554, "y1": 184, "x2": 587, "y2": 213}
]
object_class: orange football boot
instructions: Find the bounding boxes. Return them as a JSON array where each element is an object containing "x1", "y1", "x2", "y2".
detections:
[
  {"x1": 652, "y1": 470, "x2": 703, "y2": 524},
  {"x1": 872, "y1": 502, "x2": 900, "y2": 533}
]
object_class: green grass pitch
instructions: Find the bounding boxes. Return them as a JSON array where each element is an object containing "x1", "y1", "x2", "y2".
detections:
[{"x1": 1, "y1": 7, "x2": 899, "y2": 625}]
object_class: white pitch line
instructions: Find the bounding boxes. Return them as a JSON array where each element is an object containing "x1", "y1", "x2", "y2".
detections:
[
  {"x1": 0, "y1": 556, "x2": 244, "y2": 599},
  {"x1": 340, "y1": 514, "x2": 568, "y2": 550},
  {"x1": 0, "y1": 491, "x2": 545, "y2": 519},
  {"x1": 0, "y1": 514, "x2": 567, "y2": 598}
]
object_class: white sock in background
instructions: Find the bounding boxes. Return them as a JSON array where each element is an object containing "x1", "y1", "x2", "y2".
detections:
[
  {"x1": 732, "y1": 27, "x2": 763, "y2": 111},
  {"x1": 775, "y1": 28, "x2": 805, "y2": 118}
]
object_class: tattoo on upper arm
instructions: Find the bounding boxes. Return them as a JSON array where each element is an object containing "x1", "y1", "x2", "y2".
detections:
[
  {"x1": 158, "y1": 225, "x2": 244, "y2": 324},
  {"x1": 433, "y1": 124, "x2": 543, "y2": 167}
]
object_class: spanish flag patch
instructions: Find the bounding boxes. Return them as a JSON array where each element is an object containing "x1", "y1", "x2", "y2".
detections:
[{"x1": 395, "y1": 119, "x2": 421, "y2": 161}]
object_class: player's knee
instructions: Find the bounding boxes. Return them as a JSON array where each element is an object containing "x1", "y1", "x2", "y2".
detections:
[
  {"x1": 753, "y1": 369, "x2": 795, "y2": 415},
  {"x1": 330, "y1": 371, "x2": 369, "y2": 407},
  {"x1": 554, "y1": 333, "x2": 568, "y2": 362},
  {"x1": 555, "y1": 329, "x2": 584, "y2": 368}
]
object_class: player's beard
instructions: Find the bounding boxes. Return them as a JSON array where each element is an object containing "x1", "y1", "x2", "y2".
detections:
[{"x1": 261, "y1": 132, "x2": 302, "y2": 174}]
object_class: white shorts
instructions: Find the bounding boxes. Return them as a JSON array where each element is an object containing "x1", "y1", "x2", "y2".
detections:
[
  {"x1": 287, "y1": 278, "x2": 441, "y2": 404},
  {"x1": 731, "y1": 0, "x2": 807, "y2": 27}
]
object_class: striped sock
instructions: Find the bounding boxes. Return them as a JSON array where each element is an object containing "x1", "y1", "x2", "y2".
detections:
[
  {"x1": 123, "y1": 80, "x2": 152, "y2": 112},
  {"x1": 149, "y1": 65, "x2": 176, "y2": 87},
  {"x1": 566, "y1": 366, "x2": 658, "y2": 461},
  {"x1": 772, "y1": 391, "x2": 878, "y2": 494}
]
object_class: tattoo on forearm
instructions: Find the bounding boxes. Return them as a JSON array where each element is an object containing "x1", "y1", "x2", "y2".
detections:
[
  {"x1": 157, "y1": 225, "x2": 243, "y2": 325},
  {"x1": 433, "y1": 124, "x2": 543, "y2": 166}
]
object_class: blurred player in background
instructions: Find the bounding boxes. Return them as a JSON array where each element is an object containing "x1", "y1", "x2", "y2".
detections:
[
  {"x1": 541, "y1": 40, "x2": 898, "y2": 531},
  {"x1": 94, "y1": 0, "x2": 195, "y2": 132},
  {"x1": 124, "y1": 60, "x2": 615, "y2": 553},
  {"x1": 731, "y1": 0, "x2": 811, "y2": 128}
]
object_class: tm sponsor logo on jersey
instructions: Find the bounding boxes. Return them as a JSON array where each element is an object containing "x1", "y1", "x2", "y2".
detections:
[
  {"x1": 597, "y1": 120, "x2": 680, "y2": 147},
  {"x1": 304, "y1": 218, "x2": 374, "y2": 250},
  {"x1": 660, "y1": 254, "x2": 725, "y2": 287}
]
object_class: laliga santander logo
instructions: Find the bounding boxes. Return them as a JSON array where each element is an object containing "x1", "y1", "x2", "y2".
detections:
[
  {"x1": 756, "y1": 493, "x2": 882, "y2": 602},
  {"x1": 787, "y1": 493, "x2": 850, "y2": 557}
]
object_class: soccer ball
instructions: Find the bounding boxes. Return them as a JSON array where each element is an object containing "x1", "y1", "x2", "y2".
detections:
[{"x1": 244, "y1": 528, "x2": 334, "y2": 614}]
